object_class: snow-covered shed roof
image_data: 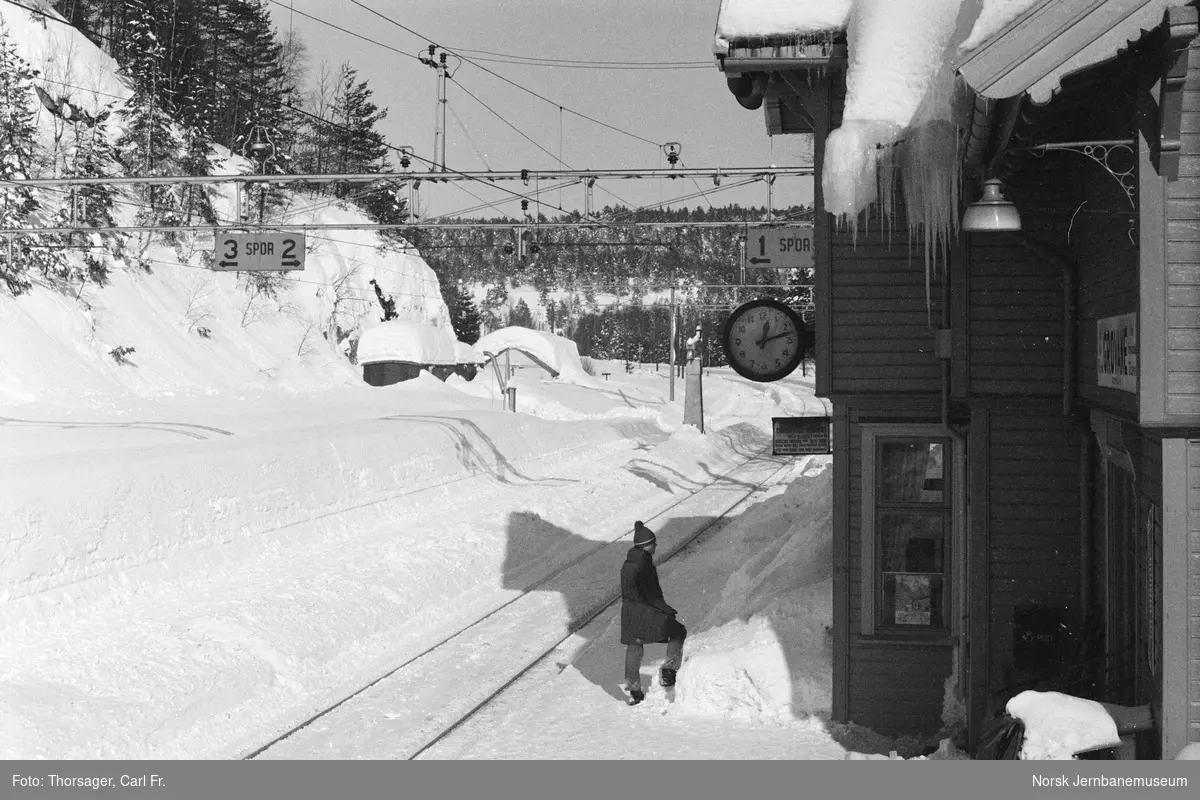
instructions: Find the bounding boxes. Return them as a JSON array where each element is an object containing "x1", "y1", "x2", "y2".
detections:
[
  {"x1": 474, "y1": 327, "x2": 592, "y2": 383},
  {"x1": 357, "y1": 322, "x2": 459, "y2": 366}
]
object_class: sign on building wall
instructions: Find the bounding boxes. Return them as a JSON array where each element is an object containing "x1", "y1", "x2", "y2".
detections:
[
  {"x1": 1097, "y1": 313, "x2": 1137, "y2": 393},
  {"x1": 746, "y1": 226, "x2": 814, "y2": 271},
  {"x1": 772, "y1": 416, "x2": 832, "y2": 456}
]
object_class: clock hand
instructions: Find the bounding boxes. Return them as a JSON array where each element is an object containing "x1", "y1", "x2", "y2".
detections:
[
  {"x1": 756, "y1": 320, "x2": 770, "y2": 349},
  {"x1": 762, "y1": 331, "x2": 794, "y2": 344}
]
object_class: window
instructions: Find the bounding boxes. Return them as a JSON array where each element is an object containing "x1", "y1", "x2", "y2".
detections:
[{"x1": 861, "y1": 426, "x2": 960, "y2": 636}]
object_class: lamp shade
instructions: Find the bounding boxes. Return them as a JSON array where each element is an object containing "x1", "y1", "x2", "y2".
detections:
[{"x1": 962, "y1": 178, "x2": 1021, "y2": 232}]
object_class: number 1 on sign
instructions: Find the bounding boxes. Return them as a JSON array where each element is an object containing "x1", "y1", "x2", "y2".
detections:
[{"x1": 758, "y1": 235, "x2": 766, "y2": 256}]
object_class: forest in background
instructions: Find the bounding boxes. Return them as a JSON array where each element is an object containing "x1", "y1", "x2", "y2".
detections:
[{"x1": 7, "y1": 2, "x2": 815, "y2": 366}]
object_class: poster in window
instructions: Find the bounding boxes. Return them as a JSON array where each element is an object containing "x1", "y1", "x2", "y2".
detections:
[{"x1": 894, "y1": 574, "x2": 932, "y2": 625}]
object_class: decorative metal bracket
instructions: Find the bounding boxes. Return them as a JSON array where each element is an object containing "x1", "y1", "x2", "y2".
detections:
[{"x1": 1021, "y1": 139, "x2": 1137, "y2": 209}]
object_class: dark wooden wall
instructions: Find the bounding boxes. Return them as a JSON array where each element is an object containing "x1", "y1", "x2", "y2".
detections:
[
  {"x1": 965, "y1": 238, "x2": 1063, "y2": 398},
  {"x1": 981, "y1": 407, "x2": 1082, "y2": 712}
]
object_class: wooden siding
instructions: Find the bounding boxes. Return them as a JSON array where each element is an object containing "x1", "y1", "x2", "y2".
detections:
[
  {"x1": 1162, "y1": 440, "x2": 1191, "y2": 755},
  {"x1": 1190, "y1": 441, "x2": 1200, "y2": 744},
  {"x1": 1068, "y1": 148, "x2": 1139, "y2": 420},
  {"x1": 1166, "y1": 43, "x2": 1200, "y2": 419},
  {"x1": 965, "y1": 239, "x2": 1064, "y2": 398},
  {"x1": 828, "y1": 227, "x2": 945, "y2": 396},
  {"x1": 847, "y1": 641, "x2": 953, "y2": 734},
  {"x1": 985, "y1": 411, "x2": 1081, "y2": 709}
]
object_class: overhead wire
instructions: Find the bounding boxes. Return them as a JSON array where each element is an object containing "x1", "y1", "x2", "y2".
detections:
[
  {"x1": 347, "y1": 0, "x2": 664, "y2": 149},
  {"x1": 447, "y1": 76, "x2": 570, "y2": 170}
]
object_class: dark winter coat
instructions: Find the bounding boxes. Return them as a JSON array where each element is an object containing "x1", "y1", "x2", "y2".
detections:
[{"x1": 620, "y1": 546, "x2": 677, "y2": 645}]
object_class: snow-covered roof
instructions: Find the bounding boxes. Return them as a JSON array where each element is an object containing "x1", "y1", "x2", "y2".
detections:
[
  {"x1": 474, "y1": 327, "x2": 591, "y2": 383},
  {"x1": 715, "y1": 0, "x2": 850, "y2": 42},
  {"x1": 357, "y1": 322, "x2": 460, "y2": 366},
  {"x1": 453, "y1": 340, "x2": 485, "y2": 365}
]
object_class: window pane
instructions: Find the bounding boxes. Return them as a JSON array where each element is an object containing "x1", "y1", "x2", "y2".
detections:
[
  {"x1": 882, "y1": 574, "x2": 945, "y2": 627},
  {"x1": 878, "y1": 513, "x2": 945, "y2": 572},
  {"x1": 879, "y1": 441, "x2": 945, "y2": 503},
  {"x1": 878, "y1": 512, "x2": 946, "y2": 628}
]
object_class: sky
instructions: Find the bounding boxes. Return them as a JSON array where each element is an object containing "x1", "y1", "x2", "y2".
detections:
[{"x1": 264, "y1": 0, "x2": 815, "y2": 219}]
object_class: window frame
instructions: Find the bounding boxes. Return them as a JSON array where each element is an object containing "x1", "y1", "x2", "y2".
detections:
[{"x1": 860, "y1": 424, "x2": 964, "y2": 638}]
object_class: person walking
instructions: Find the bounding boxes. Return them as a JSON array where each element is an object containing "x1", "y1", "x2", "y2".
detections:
[{"x1": 620, "y1": 520, "x2": 687, "y2": 705}]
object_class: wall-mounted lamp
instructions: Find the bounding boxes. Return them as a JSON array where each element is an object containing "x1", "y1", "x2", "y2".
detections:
[{"x1": 962, "y1": 178, "x2": 1021, "y2": 232}]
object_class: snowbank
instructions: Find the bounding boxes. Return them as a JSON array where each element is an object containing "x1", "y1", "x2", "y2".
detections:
[
  {"x1": 475, "y1": 326, "x2": 593, "y2": 384},
  {"x1": 357, "y1": 321, "x2": 458, "y2": 365},
  {"x1": 1006, "y1": 690, "x2": 1121, "y2": 760},
  {"x1": 673, "y1": 460, "x2": 833, "y2": 722}
]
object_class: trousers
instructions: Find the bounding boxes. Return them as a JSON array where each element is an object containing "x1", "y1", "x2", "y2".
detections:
[{"x1": 624, "y1": 618, "x2": 687, "y2": 690}]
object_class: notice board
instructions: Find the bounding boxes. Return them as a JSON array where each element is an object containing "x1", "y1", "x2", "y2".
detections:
[{"x1": 772, "y1": 416, "x2": 832, "y2": 456}]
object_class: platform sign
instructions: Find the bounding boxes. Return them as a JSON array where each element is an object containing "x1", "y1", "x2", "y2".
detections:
[
  {"x1": 746, "y1": 226, "x2": 814, "y2": 270},
  {"x1": 772, "y1": 416, "x2": 832, "y2": 456},
  {"x1": 212, "y1": 232, "x2": 305, "y2": 271}
]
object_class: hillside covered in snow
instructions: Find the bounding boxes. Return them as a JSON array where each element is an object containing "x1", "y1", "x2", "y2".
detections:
[{"x1": 0, "y1": 3, "x2": 452, "y2": 407}]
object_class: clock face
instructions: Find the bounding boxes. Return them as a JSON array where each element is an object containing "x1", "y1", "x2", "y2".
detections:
[{"x1": 722, "y1": 299, "x2": 805, "y2": 382}]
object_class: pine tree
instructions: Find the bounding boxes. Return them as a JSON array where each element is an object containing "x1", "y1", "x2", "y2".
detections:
[
  {"x1": 0, "y1": 22, "x2": 65, "y2": 293},
  {"x1": 509, "y1": 297, "x2": 534, "y2": 329},
  {"x1": 115, "y1": 0, "x2": 184, "y2": 232},
  {"x1": 443, "y1": 283, "x2": 481, "y2": 344},
  {"x1": 63, "y1": 108, "x2": 123, "y2": 286},
  {"x1": 328, "y1": 64, "x2": 390, "y2": 207}
]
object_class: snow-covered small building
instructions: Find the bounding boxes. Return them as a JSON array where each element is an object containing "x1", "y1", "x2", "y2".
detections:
[
  {"x1": 357, "y1": 321, "x2": 482, "y2": 384},
  {"x1": 475, "y1": 326, "x2": 593, "y2": 384},
  {"x1": 714, "y1": 0, "x2": 1200, "y2": 758}
]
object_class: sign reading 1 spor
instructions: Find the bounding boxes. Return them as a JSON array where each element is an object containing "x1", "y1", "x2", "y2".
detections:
[
  {"x1": 746, "y1": 225, "x2": 814, "y2": 270},
  {"x1": 213, "y1": 232, "x2": 306, "y2": 272}
]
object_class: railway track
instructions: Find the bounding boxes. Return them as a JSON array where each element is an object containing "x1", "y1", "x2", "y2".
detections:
[{"x1": 243, "y1": 451, "x2": 796, "y2": 760}]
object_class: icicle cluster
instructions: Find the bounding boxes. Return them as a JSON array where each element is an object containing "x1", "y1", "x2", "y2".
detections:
[{"x1": 820, "y1": 0, "x2": 970, "y2": 301}]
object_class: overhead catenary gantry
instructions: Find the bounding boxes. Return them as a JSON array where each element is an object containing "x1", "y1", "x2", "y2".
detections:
[
  {"x1": 1, "y1": 166, "x2": 812, "y2": 188},
  {"x1": 0, "y1": 166, "x2": 814, "y2": 235}
]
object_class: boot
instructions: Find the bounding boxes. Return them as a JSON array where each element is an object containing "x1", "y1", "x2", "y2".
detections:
[
  {"x1": 660, "y1": 668, "x2": 677, "y2": 688},
  {"x1": 627, "y1": 689, "x2": 645, "y2": 706}
]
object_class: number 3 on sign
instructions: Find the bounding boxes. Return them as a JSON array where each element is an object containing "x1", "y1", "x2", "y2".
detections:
[{"x1": 219, "y1": 238, "x2": 238, "y2": 269}]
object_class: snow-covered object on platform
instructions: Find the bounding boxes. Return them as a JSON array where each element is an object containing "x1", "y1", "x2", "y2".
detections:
[
  {"x1": 356, "y1": 321, "x2": 458, "y2": 366},
  {"x1": 958, "y1": 0, "x2": 1040, "y2": 52},
  {"x1": 1176, "y1": 742, "x2": 1200, "y2": 760},
  {"x1": 1006, "y1": 690, "x2": 1121, "y2": 760},
  {"x1": 715, "y1": 0, "x2": 851, "y2": 40},
  {"x1": 475, "y1": 327, "x2": 592, "y2": 383}
]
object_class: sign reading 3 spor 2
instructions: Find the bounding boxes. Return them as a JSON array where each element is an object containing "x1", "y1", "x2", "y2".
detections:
[{"x1": 212, "y1": 232, "x2": 306, "y2": 272}]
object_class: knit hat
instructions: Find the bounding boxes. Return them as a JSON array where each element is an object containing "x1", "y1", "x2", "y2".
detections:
[{"x1": 633, "y1": 521, "x2": 656, "y2": 547}]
